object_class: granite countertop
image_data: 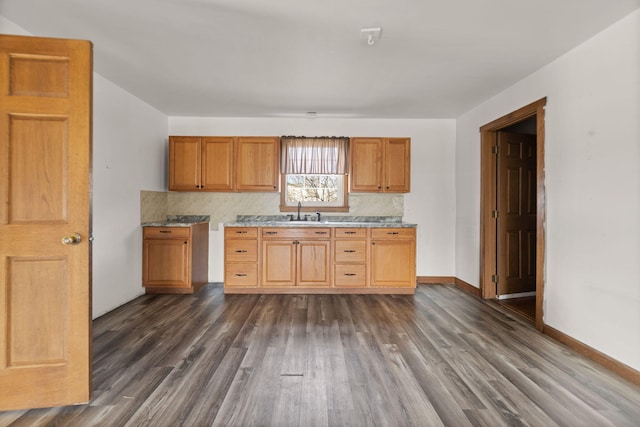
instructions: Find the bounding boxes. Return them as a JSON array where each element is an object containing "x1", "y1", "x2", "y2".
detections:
[
  {"x1": 142, "y1": 215, "x2": 210, "y2": 227},
  {"x1": 224, "y1": 215, "x2": 417, "y2": 228}
]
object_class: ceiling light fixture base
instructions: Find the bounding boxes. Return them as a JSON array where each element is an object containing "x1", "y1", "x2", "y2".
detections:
[{"x1": 361, "y1": 27, "x2": 382, "y2": 45}]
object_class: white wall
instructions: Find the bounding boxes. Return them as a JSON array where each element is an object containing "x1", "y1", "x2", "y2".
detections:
[
  {"x1": 92, "y1": 75, "x2": 167, "y2": 317},
  {"x1": 1, "y1": 17, "x2": 169, "y2": 318},
  {"x1": 168, "y1": 118, "x2": 457, "y2": 281},
  {"x1": 455, "y1": 10, "x2": 640, "y2": 370}
]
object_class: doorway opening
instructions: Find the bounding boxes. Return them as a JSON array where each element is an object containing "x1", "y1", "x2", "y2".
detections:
[{"x1": 479, "y1": 98, "x2": 546, "y2": 331}]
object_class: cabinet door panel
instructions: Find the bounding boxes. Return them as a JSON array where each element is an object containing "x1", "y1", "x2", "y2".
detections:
[
  {"x1": 370, "y1": 240, "x2": 415, "y2": 287},
  {"x1": 236, "y1": 137, "x2": 279, "y2": 191},
  {"x1": 169, "y1": 136, "x2": 201, "y2": 190},
  {"x1": 350, "y1": 138, "x2": 382, "y2": 192},
  {"x1": 384, "y1": 138, "x2": 410, "y2": 192},
  {"x1": 297, "y1": 240, "x2": 331, "y2": 287},
  {"x1": 143, "y1": 239, "x2": 190, "y2": 287},
  {"x1": 202, "y1": 137, "x2": 234, "y2": 190},
  {"x1": 262, "y1": 241, "x2": 296, "y2": 287}
]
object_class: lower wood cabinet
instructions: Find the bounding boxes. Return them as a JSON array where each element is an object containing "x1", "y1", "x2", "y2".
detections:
[
  {"x1": 142, "y1": 223, "x2": 209, "y2": 294},
  {"x1": 262, "y1": 228, "x2": 331, "y2": 288},
  {"x1": 370, "y1": 228, "x2": 416, "y2": 288},
  {"x1": 333, "y1": 228, "x2": 368, "y2": 287},
  {"x1": 224, "y1": 225, "x2": 416, "y2": 294},
  {"x1": 224, "y1": 227, "x2": 259, "y2": 288}
]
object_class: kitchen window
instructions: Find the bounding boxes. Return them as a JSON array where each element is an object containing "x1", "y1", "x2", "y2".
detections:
[{"x1": 280, "y1": 136, "x2": 349, "y2": 212}]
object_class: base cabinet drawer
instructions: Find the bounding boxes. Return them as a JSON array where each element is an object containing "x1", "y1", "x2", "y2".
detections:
[
  {"x1": 225, "y1": 263, "x2": 259, "y2": 287},
  {"x1": 225, "y1": 239, "x2": 258, "y2": 262},
  {"x1": 334, "y1": 264, "x2": 367, "y2": 287}
]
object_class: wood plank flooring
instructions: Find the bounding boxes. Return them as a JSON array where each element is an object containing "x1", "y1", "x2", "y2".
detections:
[{"x1": 2, "y1": 283, "x2": 640, "y2": 426}]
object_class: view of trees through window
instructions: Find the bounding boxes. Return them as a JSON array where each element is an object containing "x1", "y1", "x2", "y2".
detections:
[{"x1": 285, "y1": 174, "x2": 341, "y2": 203}]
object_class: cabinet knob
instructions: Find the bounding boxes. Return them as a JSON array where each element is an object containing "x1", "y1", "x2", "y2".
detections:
[{"x1": 184, "y1": 241, "x2": 188, "y2": 244}]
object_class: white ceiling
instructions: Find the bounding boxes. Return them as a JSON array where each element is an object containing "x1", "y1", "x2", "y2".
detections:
[{"x1": 2, "y1": 0, "x2": 639, "y2": 118}]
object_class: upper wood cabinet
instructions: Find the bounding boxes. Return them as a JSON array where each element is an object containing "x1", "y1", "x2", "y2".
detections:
[
  {"x1": 350, "y1": 137, "x2": 410, "y2": 193},
  {"x1": 235, "y1": 137, "x2": 279, "y2": 192},
  {"x1": 168, "y1": 136, "x2": 279, "y2": 192}
]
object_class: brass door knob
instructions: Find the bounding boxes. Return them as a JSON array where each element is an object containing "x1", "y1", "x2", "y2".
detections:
[{"x1": 62, "y1": 233, "x2": 82, "y2": 245}]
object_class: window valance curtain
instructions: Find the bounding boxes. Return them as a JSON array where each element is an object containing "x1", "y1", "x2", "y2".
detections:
[{"x1": 280, "y1": 136, "x2": 350, "y2": 175}]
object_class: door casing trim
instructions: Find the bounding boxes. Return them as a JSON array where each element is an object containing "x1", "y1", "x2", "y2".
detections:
[{"x1": 479, "y1": 97, "x2": 546, "y2": 331}]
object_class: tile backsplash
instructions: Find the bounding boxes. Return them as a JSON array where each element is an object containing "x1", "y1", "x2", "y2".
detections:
[{"x1": 141, "y1": 190, "x2": 403, "y2": 229}]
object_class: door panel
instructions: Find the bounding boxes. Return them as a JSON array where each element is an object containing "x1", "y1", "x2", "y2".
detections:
[
  {"x1": 9, "y1": 115, "x2": 68, "y2": 223},
  {"x1": 0, "y1": 34, "x2": 92, "y2": 411},
  {"x1": 497, "y1": 132, "x2": 536, "y2": 296},
  {"x1": 262, "y1": 241, "x2": 296, "y2": 287},
  {"x1": 297, "y1": 240, "x2": 330, "y2": 287},
  {"x1": 384, "y1": 138, "x2": 410, "y2": 192}
]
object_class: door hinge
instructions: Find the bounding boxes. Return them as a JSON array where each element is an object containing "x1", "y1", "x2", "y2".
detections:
[
  {"x1": 492, "y1": 145, "x2": 499, "y2": 154},
  {"x1": 492, "y1": 274, "x2": 499, "y2": 283},
  {"x1": 491, "y1": 210, "x2": 499, "y2": 218}
]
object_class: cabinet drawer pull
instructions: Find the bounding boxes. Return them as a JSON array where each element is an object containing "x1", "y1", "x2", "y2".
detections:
[
  {"x1": 344, "y1": 273, "x2": 357, "y2": 276},
  {"x1": 236, "y1": 231, "x2": 247, "y2": 234},
  {"x1": 387, "y1": 232, "x2": 400, "y2": 235},
  {"x1": 235, "y1": 250, "x2": 248, "y2": 253},
  {"x1": 344, "y1": 250, "x2": 356, "y2": 253},
  {"x1": 345, "y1": 231, "x2": 357, "y2": 235},
  {"x1": 265, "y1": 231, "x2": 278, "y2": 235},
  {"x1": 159, "y1": 230, "x2": 171, "y2": 233},
  {"x1": 235, "y1": 273, "x2": 247, "y2": 277},
  {"x1": 315, "y1": 231, "x2": 328, "y2": 235}
]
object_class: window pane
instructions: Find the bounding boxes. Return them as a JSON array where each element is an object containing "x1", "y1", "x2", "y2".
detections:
[{"x1": 285, "y1": 174, "x2": 343, "y2": 205}]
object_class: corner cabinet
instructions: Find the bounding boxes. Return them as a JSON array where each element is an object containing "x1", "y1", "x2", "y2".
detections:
[
  {"x1": 350, "y1": 137, "x2": 410, "y2": 193},
  {"x1": 142, "y1": 223, "x2": 209, "y2": 294},
  {"x1": 168, "y1": 136, "x2": 279, "y2": 192}
]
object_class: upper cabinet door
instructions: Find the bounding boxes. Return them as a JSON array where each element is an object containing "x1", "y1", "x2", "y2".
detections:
[
  {"x1": 235, "y1": 137, "x2": 279, "y2": 192},
  {"x1": 350, "y1": 137, "x2": 411, "y2": 193},
  {"x1": 384, "y1": 138, "x2": 411, "y2": 192},
  {"x1": 201, "y1": 137, "x2": 234, "y2": 191},
  {"x1": 350, "y1": 138, "x2": 383, "y2": 192},
  {"x1": 169, "y1": 136, "x2": 201, "y2": 190}
]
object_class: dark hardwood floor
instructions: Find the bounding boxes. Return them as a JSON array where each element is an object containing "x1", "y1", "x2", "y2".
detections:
[{"x1": 2, "y1": 283, "x2": 640, "y2": 426}]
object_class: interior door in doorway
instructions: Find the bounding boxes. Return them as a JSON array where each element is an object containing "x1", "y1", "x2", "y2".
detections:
[
  {"x1": 496, "y1": 131, "x2": 536, "y2": 297},
  {"x1": 0, "y1": 34, "x2": 92, "y2": 410}
]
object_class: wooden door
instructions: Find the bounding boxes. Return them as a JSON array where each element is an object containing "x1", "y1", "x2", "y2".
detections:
[
  {"x1": 350, "y1": 138, "x2": 382, "y2": 192},
  {"x1": 497, "y1": 132, "x2": 537, "y2": 296},
  {"x1": 0, "y1": 35, "x2": 92, "y2": 410},
  {"x1": 297, "y1": 240, "x2": 331, "y2": 287},
  {"x1": 384, "y1": 138, "x2": 410, "y2": 192},
  {"x1": 169, "y1": 136, "x2": 201, "y2": 190},
  {"x1": 202, "y1": 137, "x2": 234, "y2": 191},
  {"x1": 235, "y1": 137, "x2": 279, "y2": 191},
  {"x1": 262, "y1": 240, "x2": 296, "y2": 287}
]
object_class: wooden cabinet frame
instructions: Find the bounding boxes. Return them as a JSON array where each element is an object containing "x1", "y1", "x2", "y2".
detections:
[
  {"x1": 224, "y1": 226, "x2": 416, "y2": 294},
  {"x1": 143, "y1": 223, "x2": 209, "y2": 294},
  {"x1": 168, "y1": 136, "x2": 279, "y2": 192},
  {"x1": 349, "y1": 137, "x2": 411, "y2": 193}
]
